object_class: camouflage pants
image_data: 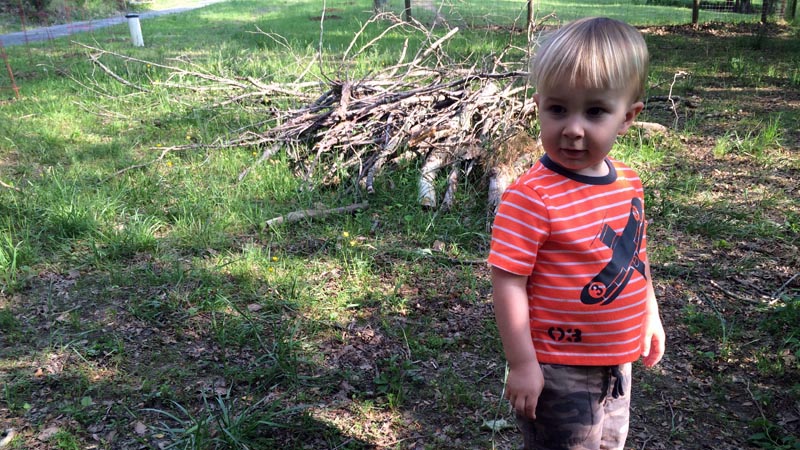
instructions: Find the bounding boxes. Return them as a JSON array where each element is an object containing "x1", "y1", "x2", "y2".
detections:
[{"x1": 516, "y1": 363, "x2": 632, "y2": 450}]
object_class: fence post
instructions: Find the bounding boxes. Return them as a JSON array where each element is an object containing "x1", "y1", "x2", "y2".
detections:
[{"x1": 0, "y1": 41, "x2": 21, "y2": 100}]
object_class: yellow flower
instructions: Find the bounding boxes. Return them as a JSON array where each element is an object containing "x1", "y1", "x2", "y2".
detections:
[
  {"x1": 166, "y1": 161, "x2": 173, "y2": 167},
  {"x1": 349, "y1": 240, "x2": 357, "y2": 247},
  {"x1": 156, "y1": 143, "x2": 162, "y2": 147},
  {"x1": 186, "y1": 135, "x2": 192, "y2": 141},
  {"x1": 342, "y1": 231, "x2": 350, "y2": 238},
  {"x1": 271, "y1": 256, "x2": 278, "y2": 262},
  {"x1": 268, "y1": 267, "x2": 274, "y2": 273}
]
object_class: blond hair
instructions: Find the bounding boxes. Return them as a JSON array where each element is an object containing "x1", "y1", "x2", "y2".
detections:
[{"x1": 530, "y1": 17, "x2": 649, "y2": 101}]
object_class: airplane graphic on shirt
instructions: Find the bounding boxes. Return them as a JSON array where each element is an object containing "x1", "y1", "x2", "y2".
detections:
[{"x1": 580, "y1": 197, "x2": 646, "y2": 306}]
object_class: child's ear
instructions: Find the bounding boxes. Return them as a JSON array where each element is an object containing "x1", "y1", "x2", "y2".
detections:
[
  {"x1": 533, "y1": 92, "x2": 540, "y2": 107},
  {"x1": 618, "y1": 101, "x2": 644, "y2": 135}
]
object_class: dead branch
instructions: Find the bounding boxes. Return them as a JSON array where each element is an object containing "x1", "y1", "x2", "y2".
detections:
[
  {"x1": 104, "y1": 145, "x2": 195, "y2": 182},
  {"x1": 632, "y1": 121, "x2": 669, "y2": 137},
  {"x1": 0, "y1": 179, "x2": 21, "y2": 192},
  {"x1": 709, "y1": 279, "x2": 762, "y2": 304},
  {"x1": 265, "y1": 201, "x2": 369, "y2": 227},
  {"x1": 88, "y1": 52, "x2": 149, "y2": 92}
]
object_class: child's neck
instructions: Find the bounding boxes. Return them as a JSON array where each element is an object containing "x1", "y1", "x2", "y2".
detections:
[{"x1": 574, "y1": 160, "x2": 610, "y2": 177}]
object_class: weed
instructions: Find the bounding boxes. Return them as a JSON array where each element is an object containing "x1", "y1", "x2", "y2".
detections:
[
  {"x1": 145, "y1": 391, "x2": 301, "y2": 449},
  {"x1": 2, "y1": 378, "x2": 34, "y2": 414},
  {"x1": 749, "y1": 417, "x2": 800, "y2": 449},
  {"x1": 683, "y1": 302, "x2": 723, "y2": 339},
  {"x1": 53, "y1": 430, "x2": 81, "y2": 450},
  {"x1": 99, "y1": 213, "x2": 163, "y2": 260},
  {"x1": 373, "y1": 355, "x2": 424, "y2": 409},
  {"x1": 436, "y1": 367, "x2": 482, "y2": 412}
]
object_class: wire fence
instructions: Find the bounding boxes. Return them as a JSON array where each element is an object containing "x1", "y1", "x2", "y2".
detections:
[{"x1": 401, "y1": 0, "x2": 795, "y2": 28}]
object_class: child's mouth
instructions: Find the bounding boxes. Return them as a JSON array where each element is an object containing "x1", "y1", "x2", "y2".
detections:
[{"x1": 561, "y1": 148, "x2": 586, "y2": 157}]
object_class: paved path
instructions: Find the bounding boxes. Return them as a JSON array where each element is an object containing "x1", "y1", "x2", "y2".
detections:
[{"x1": 0, "y1": 0, "x2": 227, "y2": 47}]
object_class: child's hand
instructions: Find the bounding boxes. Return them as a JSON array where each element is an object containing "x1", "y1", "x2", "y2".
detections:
[
  {"x1": 641, "y1": 311, "x2": 665, "y2": 367},
  {"x1": 505, "y1": 361, "x2": 544, "y2": 419}
]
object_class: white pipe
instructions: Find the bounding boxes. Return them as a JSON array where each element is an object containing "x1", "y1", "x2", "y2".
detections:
[{"x1": 125, "y1": 14, "x2": 144, "y2": 47}]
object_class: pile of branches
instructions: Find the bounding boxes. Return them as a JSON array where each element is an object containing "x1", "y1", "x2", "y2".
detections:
[{"x1": 86, "y1": 14, "x2": 539, "y2": 213}]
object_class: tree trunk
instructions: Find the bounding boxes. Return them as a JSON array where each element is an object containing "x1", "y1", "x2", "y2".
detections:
[
  {"x1": 692, "y1": 0, "x2": 700, "y2": 24},
  {"x1": 404, "y1": 0, "x2": 412, "y2": 22},
  {"x1": 761, "y1": 0, "x2": 770, "y2": 22},
  {"x1": 790, "y1": 0, "x2": 797, "y2": 18}
]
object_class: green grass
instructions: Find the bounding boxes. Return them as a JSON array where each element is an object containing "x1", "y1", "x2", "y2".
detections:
[{"x1": 0, "y1": 0, "x2": 799, "y2": 448}]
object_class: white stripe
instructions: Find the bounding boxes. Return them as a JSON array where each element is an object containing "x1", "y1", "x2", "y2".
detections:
[
  {"x1": 495, "y1": 211, "x2": 548, "y2": 235},
  {"x1": 492, "y1": 224, "x2": 542, "y2": 247},
  {"x1": 536, "y1": 348, "x2": 640, "y2": 358},
  {"x1": 488, "y1": 251, "x2": 531, "y2": 271},
  {"x1": 534, "y1": 334, "x2": 641, "y2": 347},
  {"x1": 531, "y1": 298, "x2": 647, "y2": 315},
  {"x1": 528, "y1": 282, "x2": 648, "y2": 303},
  {"x1": 491, "y1": 237, "x2": 537, "y2": 258},
  {"x1": 534, "y1": 310, "x2": 645, "y2": 327}
]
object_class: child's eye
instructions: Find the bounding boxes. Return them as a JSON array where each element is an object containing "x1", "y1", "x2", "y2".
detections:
[
  {"x1": 547, "y1": 105, "x2": 566, "y2": 115},
  {"x1": 587, "y1": 107, "x2": 607, "y2": 117}
]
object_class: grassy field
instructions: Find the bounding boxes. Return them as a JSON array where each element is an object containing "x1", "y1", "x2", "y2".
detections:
[
  {"x1": 0, "y1": 0, "x2": 781, "y2": 35},
  {"x1": 1, "y1": 1, "x2": 799, "y2": 449}
]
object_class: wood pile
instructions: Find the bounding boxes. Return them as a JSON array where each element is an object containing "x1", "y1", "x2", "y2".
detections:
[{"x1": 83, "y1": 16, "x2": 541, "y2": 213}]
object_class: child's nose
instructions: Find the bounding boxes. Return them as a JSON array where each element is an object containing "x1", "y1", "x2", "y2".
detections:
[{"x1": 562, "y1": 116, "x2": 584, "y2": 139}]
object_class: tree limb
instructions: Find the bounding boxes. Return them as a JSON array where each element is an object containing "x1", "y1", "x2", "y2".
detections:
[{"x1": 265, "y1": 202, "x2": 369, "y2": 227}]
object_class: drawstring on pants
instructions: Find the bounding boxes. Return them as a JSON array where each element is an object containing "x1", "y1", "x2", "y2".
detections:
[{"x1": 599, "y1": 365, "x2": 625, "y2": 404}]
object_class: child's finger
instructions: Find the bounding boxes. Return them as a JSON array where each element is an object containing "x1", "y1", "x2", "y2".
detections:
[
  {"x1": 518, "y1": 395, "x2": 536, "y2": 420},
  {"x1": 643, "y1": 335, "x2": 664, "y2": 367}
]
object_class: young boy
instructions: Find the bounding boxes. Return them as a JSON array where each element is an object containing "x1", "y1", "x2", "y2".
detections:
[{"x1": 488, "y1": 17, "x2": 666, "y2": 450}]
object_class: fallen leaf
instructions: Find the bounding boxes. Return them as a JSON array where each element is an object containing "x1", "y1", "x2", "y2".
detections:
[
  {"x1": 247, "y1": 303, "x2": 262, "y2": 312},
  {"x1": 133, "y1": 421, "x2": 147, "y2": 436},
  {"x1": 38, "y1": 426, "x2": 60, "y2": 442},
  {"x1": 482, "y1": 419, "x2": 514, "y2": 432}
]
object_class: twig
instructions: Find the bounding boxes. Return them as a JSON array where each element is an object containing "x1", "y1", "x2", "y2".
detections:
[
  {"x1": 318, "y1": 0, "x2": 326, "y2": 74},
  {"x1": 89, "y1": 53, "x2": 149, "y2": 92},
  {"x1": 744, "y1": 378, "x2": 784, "y2": 447},
  {"x1": 667, "y1": 71, "x2": 688, "y2": 127},
  {"x1": 103, "y1": 146, "x2": 193, "y2": 181},
  {"x1": 0, "y1": 179, "x2": 21, "y2": 192},
  {"x1": 75, "y1": 42, "x2": 249, "y2": 89},
  {"x1": 237, "y1": 144, "x2": 281, "y2": 182},
  {"x1": 265, "y1": 201, "x2": 369, "y2": 227},
  {"x1": 709, "y1": 279, "x2": 761, "y2": 304},
  {"x1": 661, "y1": 392, "x2": 678, "y2": 435},
  {"x1": 772, "y1": 273, "x2": 799, "y2": 299}
]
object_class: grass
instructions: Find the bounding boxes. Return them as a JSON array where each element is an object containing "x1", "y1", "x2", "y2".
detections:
[{"x1": 0, "y1": 0, "x2": 799, "y2": 449}]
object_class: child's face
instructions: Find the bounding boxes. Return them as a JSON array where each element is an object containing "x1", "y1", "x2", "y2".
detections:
[{"x1": 534, "y1": 84, "x2": 643, "y2": 177}]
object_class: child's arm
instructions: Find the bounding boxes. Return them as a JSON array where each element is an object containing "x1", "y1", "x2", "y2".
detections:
[
  {"x1": 492, "y1": 266, "x2": 544, "y2": 419},
  {"x1": 641, "y1": 260, "x2": 666, "y2": 367}
]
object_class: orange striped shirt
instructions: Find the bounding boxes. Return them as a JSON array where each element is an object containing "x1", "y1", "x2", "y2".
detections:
[{"x1": 488, "y1": 155, "x2": 649, "y2": 366}]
